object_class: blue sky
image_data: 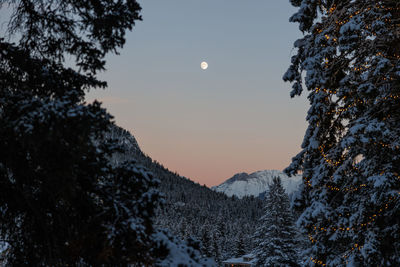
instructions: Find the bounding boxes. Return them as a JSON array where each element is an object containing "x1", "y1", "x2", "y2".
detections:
[{"x1": 88, "y1": 0, "x2": 308, "y2": 186}]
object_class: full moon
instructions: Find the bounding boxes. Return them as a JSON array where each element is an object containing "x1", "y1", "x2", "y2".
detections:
[{"x1": 200, "y1": 61, "x2": 208, "y2": 70}]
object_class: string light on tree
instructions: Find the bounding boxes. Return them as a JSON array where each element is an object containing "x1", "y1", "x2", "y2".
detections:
[{"x1": 284, "y1": 0, "x2": 400, "y2": 265}]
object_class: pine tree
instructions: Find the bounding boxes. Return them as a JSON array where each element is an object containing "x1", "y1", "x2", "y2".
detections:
[
  {"x1": 235, "y1": 233, "x2": 246, "y2": 258},
  {"x1": 0, "y1": 1, "x2": 164, "y2": 265},
  {"x1": 212, "y1": 231, "x2": 221, "y2": 264},
  {"x1": 216, "y1": 220, "x2": 227, "y2": 258},
  {"x1": 201, "y1": 226, "x2": 213, "y2": 258},
  {"x1": 284, "y1": 0, "x2": 400, "y2": 265},
  {"x1": 253, "y1": 177, "x2": 298, "y2": 266}
]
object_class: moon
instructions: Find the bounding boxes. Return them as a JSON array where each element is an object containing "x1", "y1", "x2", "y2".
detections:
[{"x1": 200, "y1": 61, "x2": 208, "y2": 70}]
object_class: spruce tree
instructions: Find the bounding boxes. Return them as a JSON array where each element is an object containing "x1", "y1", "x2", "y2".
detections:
[
  {"x1": 253, "y1": 177, "x2": 298, "y2": 266},
  {"x1": 235, "y1": 233, "x2": 246, "y2": 258},
  {"x1": 212, "y1": 231, "x2": 221, "y2": 264},
  {"x1": 284, "y1": 0, "x2": 400, "y2": 265},
  {"x1": 201, "y1": 226, "x2": 213, "y2": 258},
  {"x1": 0, "y1": 1, "x2": 163, "y2": 265}
]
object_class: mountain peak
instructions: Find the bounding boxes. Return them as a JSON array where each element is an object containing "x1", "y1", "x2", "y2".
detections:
[
  {"x1": 226, "y1": 172, "x2": 249, "y2": 184},
  {"x1": 212, "y1": 170, "x2": 302, "y2": 198}
]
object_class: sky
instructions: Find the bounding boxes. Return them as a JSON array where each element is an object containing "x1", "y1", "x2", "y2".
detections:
[{"x1": 87, "y1": 0, "x2": 309, "y2": 187}]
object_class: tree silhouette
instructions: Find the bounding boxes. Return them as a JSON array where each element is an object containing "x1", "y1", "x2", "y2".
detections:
[{"x1": 0, "y1": 0, "x2": 164, "y2": 265}]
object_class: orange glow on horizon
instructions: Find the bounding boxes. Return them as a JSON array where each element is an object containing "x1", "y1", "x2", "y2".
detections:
[{"x1": 131, "y1": 127, "x2": 302, "y2": 187}]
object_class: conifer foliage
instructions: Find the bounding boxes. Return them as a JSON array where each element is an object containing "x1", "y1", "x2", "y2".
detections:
[
  {"x1": 0, "y1": 1, "x2": 163, "y2": 265},
  {"x1": 108, "y1": 125, "x2": 264, "y2": 263},
  {"x1": 235, "y1": 233, "x2": 246, "y2": 258},
  {"x1": 253, "y1": 177, "x2": 298, "y2": 266},
  {"x1": 284, "y1": 0, "x2": 400, "y2": 265}
]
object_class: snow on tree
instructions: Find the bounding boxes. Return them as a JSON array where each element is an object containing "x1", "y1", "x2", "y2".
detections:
[
  {"x1": 284, "y1": 0, "x2": 400, "y2": 265},
  {"x1": 0, "y1": 1, "x2": 168, "y2": 265},
  {"x1": 212, "y1": 231, "x2": 222, "y2": 264},
  {"x1": 253, "y1": 177, "x2": 299, "y2": 266},
  {"x1": 201, "y1": 225, "x2": 214, "y2": 258},
  {"x1": 155, "y1": 230, "x2": 216, "y2": 267},
  {"x1": 235, "y1": 233, "x2": 246, "y2": 258}
]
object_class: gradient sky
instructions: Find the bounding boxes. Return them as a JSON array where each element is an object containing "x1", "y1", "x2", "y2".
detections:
[{"x1": 87, "y1": 0, "x2": 309, "y2": 187}]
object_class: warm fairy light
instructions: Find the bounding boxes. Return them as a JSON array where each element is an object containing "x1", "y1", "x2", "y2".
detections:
[
  {"x1": 329, "y1": 5, "x2": 336, "y2": 14},
  {"x1": 307, "y1": 192, "x2": 397, "y2": 265},
  {"x1": 314, "y1": 87, "x2": 336, "y2": 94},
  {"x1": 308, "y1": 234, "x2": 316, "y2": 243},
  {"x1": 321, "y1": 92, "x2": 399, "y2": 117},
  {"x1": 331, "y1": 4, "x2": 400, "y2": 26},
  {"x1": 307, "y1": 193, "x2": 399, "y2": 233},
  {"x1": 303, "y1": 3, "x2": 400, "y2": 266},
  {"x1": 318, "y1": 144, "x2": 343, "y2": 167},
  {"x1": 310, "y1": 257, "x2": 326, "y2": 266}
]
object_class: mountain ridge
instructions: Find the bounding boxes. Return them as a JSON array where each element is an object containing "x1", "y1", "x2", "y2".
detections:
[
  {"x1": 212, "y1": 170, "x2": 302, "y2": 198},
  {"x1": 107, "y1": 125, "x2": 263, "y2": 261}
]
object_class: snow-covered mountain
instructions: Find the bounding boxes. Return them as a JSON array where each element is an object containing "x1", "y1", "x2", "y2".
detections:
[
  {"x1": 107, "y1": 125, "x2": 263, "y2": 260},
  {"x1": 212, "y1": 170, "x2": 302, "y2": 198}
]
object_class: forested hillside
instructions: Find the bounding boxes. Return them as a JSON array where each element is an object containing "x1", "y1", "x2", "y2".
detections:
[{"x1": 107, "y1": 126, "x2": 264, "y2": 262}]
